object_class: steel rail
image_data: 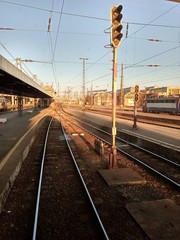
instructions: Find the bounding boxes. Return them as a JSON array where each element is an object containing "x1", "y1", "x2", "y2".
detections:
[
  {"x1": 64, "y1": 112, "x2": 180, "y2": 168},
  {"x1": 32, "y1": 117, "x2": 53, "y2": 240},
  {"x1": 61, "y1": 118, "x2": 109, "y2": 240},
  {"x1": 62, "y1": 113, "x2": 180, "y2": 188},
  {"x1": 116, "y1": 145, "x2": 180, "y2": 188},
  {"x1": 84, "y1": 108, "x2": 180, "y2": 129},
  {"x1": 63, "y1": 113, "x2": 180, "y2": 168}
]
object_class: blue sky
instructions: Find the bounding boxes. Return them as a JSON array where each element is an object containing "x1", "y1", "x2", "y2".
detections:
[{"x1": 0, "y1": 0, "x2": 179, "y2": 96}]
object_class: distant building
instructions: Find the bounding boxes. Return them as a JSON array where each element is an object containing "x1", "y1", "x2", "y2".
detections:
[
  {"x1": 145, "y1": 86, "x2": 180, "y2": 98},
  {"x1": 117, "y1": 87, "x2": 145, "y2": 107},
  {"x1": 93, "y1": 91, "x2": 112, "y2": 106},
  {"x1": 86, "y1": 89, "x2": 112, "y2": 106},
  {"x1": 81, "y1": 85, "x2": 180, "y2": 107},
  {"x1": 116, "y1": 85, "x2": 180, "y2": 107}
]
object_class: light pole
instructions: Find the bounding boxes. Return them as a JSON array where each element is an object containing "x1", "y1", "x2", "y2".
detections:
[{"x1": 79, "y1": 57, "x2": 88, "y2": 109}]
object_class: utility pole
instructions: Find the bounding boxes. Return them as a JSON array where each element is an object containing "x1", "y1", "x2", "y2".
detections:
[
  {"x1": 109, "y1": 5, "x2": 123, "y2": 168},
  {"x1": 79, "y1": 57, "x2": 88, "y2": 109},
  {"x1": 90, "y1": 84, "x2": 93, "y2": 108},
  {"x1": 67, "y1": 86, "x2": 71, "y2": 107}
]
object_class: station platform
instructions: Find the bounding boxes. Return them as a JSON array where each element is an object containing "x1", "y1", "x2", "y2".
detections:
[
  {"x1": 99, "y1": 168, "x2": 180, "y2": 239},
  {"x1": 99, "y1": 168, "x2": 146, "y2": 186},
  {"x1": 127, "y1": 199, "x2": 180, "y2": 240},
  {"x1": 0, "y1": 108, "x2": 51, "y2": 213}
]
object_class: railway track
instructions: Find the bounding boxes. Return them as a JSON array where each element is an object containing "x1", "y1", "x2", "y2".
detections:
[
  {"x1": 0, "y1": 114, "x2": 110, "y2": 240},
  {"x1": 32, "y1": 115, "x2": 109, "y2": 239},
  {"x1": 1, "y1": 109, "x2": 179, "y2": 240},
  {"x1": 62, "y1": 111, "x2": 180, "y2": 189},
  {"x1": 78, "y1": 107, "x2": 180, "y2": 129}
]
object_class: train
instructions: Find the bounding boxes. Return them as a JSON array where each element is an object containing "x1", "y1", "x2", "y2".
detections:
[
  {"x1": 0, "y1": 97, "x2": 12, "y2": 111},
  {"x1": 0, "y1": 95, "x2": 52, "y2": 112},
  {"x1": 142, "y1": 96, "x2": 180, "y2": 115},
  {"x1": 0, "y1": 96, "x2": 34, "y2": 112},
  {"x1": 0, "y1": 97, "x2": 6, "y2": 111}
]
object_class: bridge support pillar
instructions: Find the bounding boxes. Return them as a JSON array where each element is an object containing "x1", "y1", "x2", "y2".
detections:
[
  {"x1": 17, "y1": 96, "x2": 23, "y2": 116},
  {"x1": 34, "y1": 98, "x2": 38, "y2": 109}
]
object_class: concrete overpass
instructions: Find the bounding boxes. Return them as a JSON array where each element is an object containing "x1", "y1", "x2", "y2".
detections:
[{"x1": 0, "y1": 55, "x2": 53, "y2": 98}]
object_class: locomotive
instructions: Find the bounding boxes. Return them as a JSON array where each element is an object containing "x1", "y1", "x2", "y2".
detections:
[{"x1": 142, "y1": 97, "x2": 180, "y2": 115}]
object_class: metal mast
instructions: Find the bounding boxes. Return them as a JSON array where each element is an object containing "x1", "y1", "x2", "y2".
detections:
[{"x1": 79, "y1": 57, "x2": 88, "y2": 109}]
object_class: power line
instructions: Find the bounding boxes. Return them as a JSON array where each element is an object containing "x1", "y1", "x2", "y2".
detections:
[
  {"x1": 52, "y1": 0, "x2": 65, "y2": 63},
  {"x1": 126, "y1": 21, "x2": 180, "y2": 29},
  {"x1": 0, "y1": 0, "x2": 179, "y2": 29},
  {"x1": 124, "y1": 59, "x2": 180, "y2": 84},
  {"x1": 0, "y1": 42, "x2": 36, "y2": 79},
  {"x1": 0, "y1": 42, "x2": 15, "y2": 60},
  {"x1": 66, "y1": 41, "x2": 180, "y2": 89},
  {"x1": 124, "y1": 45, "x2": 180, "y2": 70},
  {"x1": 62, "y1": 3, "x2": 179, "y2": 87},
  {"x1": 128, "y1": 36, "x2": 179, "y2": 44},
  {"x1": 127, "y1": 3, "x2": 179, "y2": 38},
  {"x1": 140, "y1": 76, "x2": 180, "y2": 86},
  {"x1": 1, "y1": 0, "x2": 179, "y2": 91},
  {"x1": 47, "y1": 0, "x2": 57, "y2": 90},
  {"x1": 70, "y1": 44, "x2": 180, "y2": 90}
]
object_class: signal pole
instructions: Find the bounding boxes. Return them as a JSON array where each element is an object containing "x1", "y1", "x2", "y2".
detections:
[
  {"x1": 109, "y1": 5, "x2": 123, "y2": 168},
  {"x1": 109, "y1": 46, "x2": 118, "y2": 168},
  {"x1": 133, "y1": 85, "x2": 139, "y2": 130},
  {"x1": 120, "y1": 63, "x2": 124, "y2": 109},
  {"x1": 79, "y1": 57, "x2": 88, "y2": 109}
]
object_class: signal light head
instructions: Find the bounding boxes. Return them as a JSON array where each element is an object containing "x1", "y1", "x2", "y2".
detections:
[
  {"x1": 114, "y1": 13, "x2": 123, "y2": 24},
  {"x1": 117, "y1": 5, "x2": 123, "y2": 12},
  {"x1": 117, "y1": 13, "x2": 123, "y2": 22},
  {"x1": 135, "y1": 93, "x2": 138, "y2": 102},
  {"x1": 110, "y1": 5, "x2": 123, "y2": 48},
  {"x1": 116, "y1": 25, "x2": 123, "y2": 33},
  {"x1": 113, "y1": 33, "x2": 123, "y2": 43},
  {"x1": 135, "y1": 85, "x2": 139, "y2": 93}
]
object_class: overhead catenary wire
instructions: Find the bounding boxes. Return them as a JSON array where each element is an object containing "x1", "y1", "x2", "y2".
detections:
[
  {"x1": 0, "y1": 0, "x2": 179, "y2": 29},
  {"x1": 47, "y1": 0, "x2": 65, "y2": 91},
  {"x1": 67, "y1": 43, "x2": 180, "y2": 90},
  {"x1": 127, "y1": 3, "x2": 180, "y2": 38},
  {"x1": 59, "y1": 3, "x2": 179, "y2": 90},
  {"x1": 0, "y1": 0, "x2": 179, "y2": 91},
  {"x1": 0, "y1": 42, "x2": 41, "y2": 81},
  {"x1": 47, "y1": 0, "x2": 58, "y2": 90},
  {"x1": 124, "y1": 58, "x2": 180, "y2": 88},
  {"x1": 124, "y1": 45, "x2": 180, "y2": 70}
]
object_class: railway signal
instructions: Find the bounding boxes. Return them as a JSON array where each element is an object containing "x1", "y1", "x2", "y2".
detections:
[
  {"x1": 110, "y1": 5, "x2": 123, "y2": 48},
  {"x1": 133, "y1": 85, "x2": 139, "y2": 130},
  {"x1": 109, "y1": 5, "x2": 123, "y2": 169},
  {"x1": 135, "y1": 85, "x2": 139, "y2": 93},
  {"x1": 135, "y1": 94, "x2": 138, "y2": 101},
  {"x1": 135, "y1": 85, "x2": 139, "y2": 102}
]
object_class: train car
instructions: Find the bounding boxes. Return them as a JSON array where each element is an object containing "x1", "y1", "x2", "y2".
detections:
[
  {"x1": 0, "y1": 97, "x2": 7, "y2": 111},
  {"x1": 142, "y1": 97, "x2": 180, "y2": 115},
  {"x1": 37, "y1": 98, "x2": 51, "y2": 108},
  {"x1": 0, "y1": 96, "x2": 35, "y2": 111},
  {"x1": 0, "y1": 95, "x2": 17, "y2": 111}
]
